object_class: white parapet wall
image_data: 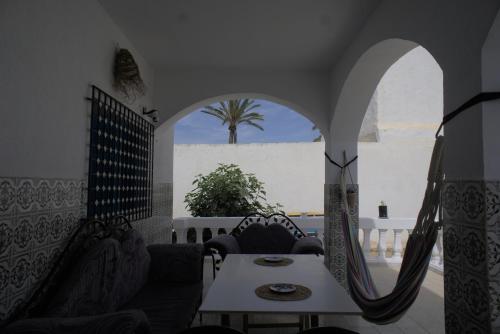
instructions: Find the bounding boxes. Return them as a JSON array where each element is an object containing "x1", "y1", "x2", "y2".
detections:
[
  {"x1": 173, "y1": 140, "x2": 436, "y2": 218},
  {"x1": 173, "y1": 216, "x2": 444, "y2": 272}
]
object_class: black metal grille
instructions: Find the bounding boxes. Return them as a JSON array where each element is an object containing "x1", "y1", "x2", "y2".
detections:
[{"x1": 87, "y1": 86, "x2": 154, "y2": 221}]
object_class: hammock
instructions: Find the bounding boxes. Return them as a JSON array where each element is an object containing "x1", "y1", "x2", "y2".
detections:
[{"x1": 339, "y1": 135, "x2": 444, "y2": 324}]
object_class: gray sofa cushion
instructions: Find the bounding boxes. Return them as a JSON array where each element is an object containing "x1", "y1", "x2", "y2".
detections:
[
  {"x1": 204, "y1": 234, "x2": 241, "y2": 259},
  {"x1": 113, "y1": 230, "x2": 151, "y2": 309},
  {"x1": 44, "y1": 238, "x2": 121, "y2": 317},
  {"x1": 290, "y1": 236, "x2": 324, "y2": 254},
  {"x1": 44, "y1": 230, "x2": 152, "y2": 317},
  {"x1": 147, "y1": 244, "x2": 203, "y2": 284},
  {"x1": 121, "y1": 282, "x2": 203, "y2": 334},
  {"x1": 236, "y1": 223, "x2": 296, "y2": 254}
]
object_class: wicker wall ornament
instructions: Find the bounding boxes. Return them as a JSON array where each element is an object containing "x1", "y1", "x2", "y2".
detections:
[{"x1": 113, "y1": 48, "x2": 146, "y2": 101}]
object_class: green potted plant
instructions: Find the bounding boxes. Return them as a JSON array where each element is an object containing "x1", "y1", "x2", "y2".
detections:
[{"x1": 184, "y1": 163, "x2": 283, "y2": 217}]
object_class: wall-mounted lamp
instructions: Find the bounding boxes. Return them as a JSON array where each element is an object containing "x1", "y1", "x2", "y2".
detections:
[{"x1": 142, "y1": 107, "x2": 159, "y2": 123}]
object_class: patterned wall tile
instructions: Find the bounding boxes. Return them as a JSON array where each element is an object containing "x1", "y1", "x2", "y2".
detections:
[
  {"x1": 131, "y1": 215, "x2": 172, "y2": 245},
  {"x1": 324, "y1": 183, "x2": 358, "y2": 290},
  {"x1": 152, "y1": 183, "x2": 172, "y2": 217},
  {"x1": 486, "y1": 181, "x2": 500, "y2": 332},
  {"x1": 443, "y1": 180, "x2": 500, "y2": 334},
  {"x1": 0, "y1": 177, "x2": 84, "y2": 322},
  {"x1": 0, "y1": 178, "x2": 18, "y2": 217}
]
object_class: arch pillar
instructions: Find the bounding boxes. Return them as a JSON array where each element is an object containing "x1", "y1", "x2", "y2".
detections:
[
  {"x1": 324, "y1": 140, "x2": 359, "y2": 289},
  {"x1": 439, "y1": 11, "x2": 500, "y2": 333}
]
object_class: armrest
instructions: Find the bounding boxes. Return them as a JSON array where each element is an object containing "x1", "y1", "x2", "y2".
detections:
[
  {"x1": 147, "y1": 243, "x2": 204, "y2": 283},
  {"x1": 204, "y1": 234, "x2": 241, "y2": 259},
  {"x1": 3, "y1": 310, "x2": 150, "y2": 334},
  {"x1": 291, "y1": 236, "x2": 324, "y2": 255}
]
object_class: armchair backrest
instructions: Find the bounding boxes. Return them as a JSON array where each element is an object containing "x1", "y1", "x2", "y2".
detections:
[
  {"x1": 236, "y1": 222, "x2": 297, "y2": 254},
  {"x1": 231, "y1": 213, "x2": 306, "y2": 239}
]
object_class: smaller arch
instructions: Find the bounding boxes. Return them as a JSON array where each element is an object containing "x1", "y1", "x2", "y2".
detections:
[
  {"x1": 331, "y1": 39, "x2": 423, "y2": 143},
  {"x1": 156, "y1": 92, "x2": 327, "y2": 138},
  {"x1": 327, "y1": 38, "x2": 443, "y2": 182}
]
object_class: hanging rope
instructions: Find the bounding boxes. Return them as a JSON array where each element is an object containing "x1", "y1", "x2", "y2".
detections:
[{"x1": 330, "y1": 136, "x2": 444, "y2": 324}]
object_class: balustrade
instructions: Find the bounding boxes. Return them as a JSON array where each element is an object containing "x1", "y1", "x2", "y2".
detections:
[{"x1": 172, "y1": 216, "x2": 443, "y2": 273}]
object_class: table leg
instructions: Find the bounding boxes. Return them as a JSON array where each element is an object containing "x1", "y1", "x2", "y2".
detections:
[
  {"x1": 303, "y1": 314, "x2": 310, "y2": 329},
  {"x1": 221, "y1": 314, "x2": 230, "y2": 327},
  {"x1": 310, "y1": 315, "x2": 319, "y2": 328}
]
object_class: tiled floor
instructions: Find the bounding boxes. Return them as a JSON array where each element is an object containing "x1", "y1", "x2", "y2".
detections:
[{"x1": 194, "y1": 259, "x2": 444, "y2": 333}]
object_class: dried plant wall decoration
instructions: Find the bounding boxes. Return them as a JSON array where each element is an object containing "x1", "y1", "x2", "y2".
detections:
[{"x1": 113, "y1": 48, "x2": 146, "y2": 101}]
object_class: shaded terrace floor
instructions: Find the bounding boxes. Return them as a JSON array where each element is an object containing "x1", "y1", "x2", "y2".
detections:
[{"x1": 194, "y1": 260, "x2": 444, "y2": 333}]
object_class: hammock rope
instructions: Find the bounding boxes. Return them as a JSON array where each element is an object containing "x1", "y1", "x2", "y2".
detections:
[{"x1": 338, "y1": 135, "x2": 444, "y2": 324}]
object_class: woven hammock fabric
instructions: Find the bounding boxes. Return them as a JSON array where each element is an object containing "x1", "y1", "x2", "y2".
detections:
[{"x1": 340, "y1": 136, "x2": 444, "y2": 324}]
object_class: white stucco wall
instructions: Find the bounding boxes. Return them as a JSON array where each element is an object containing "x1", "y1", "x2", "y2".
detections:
[
  {"x1": 173, "y1": 142, "x2": 325, "y2": 217},
  {"x1": 173, "y1": 140, "x2": 435, "y2": 219},
  {"x1": 0, "y1": 0, "x2": 154, "y2": 179},
  {"x1": 375, "y1": 47, "x2": 442, "y2": 140}
]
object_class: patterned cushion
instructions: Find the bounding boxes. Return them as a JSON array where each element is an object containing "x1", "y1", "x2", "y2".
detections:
[
  {"x1": 236, "y1": 223, "x2": 296, "y2": 254},
  {"x1": 112, "y1": 230, "x2": 151, "y2": 309},
  {"x1": 44, "y1": 230, "x2": 152, "y2": 317},
  {"x1": 44, "y1": 238, "x2": 121, "y2": 317}
]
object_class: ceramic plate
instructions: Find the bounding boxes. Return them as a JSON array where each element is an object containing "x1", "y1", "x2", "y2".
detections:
[
  {"x1": 263, "y1": 256, "x2": 284, "y2": 263},
  {"x1": 269, "y1": 283, "x2": 297, "y2": 294}
]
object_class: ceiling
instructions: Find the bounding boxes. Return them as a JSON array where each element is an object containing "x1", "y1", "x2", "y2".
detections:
[{"x1": 99, "y1": 0, "x2": 380, "y2": 71}]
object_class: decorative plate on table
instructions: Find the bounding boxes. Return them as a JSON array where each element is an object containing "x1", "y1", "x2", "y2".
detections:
[
  {"x1": 269, "y1": 283, "x2": 297, "y2": 294},
  {"x1": 263, "y1": 256, "x2": 284, "y2": 263}
]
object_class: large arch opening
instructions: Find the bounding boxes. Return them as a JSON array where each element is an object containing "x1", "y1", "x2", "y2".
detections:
[
  {"x1": 358, "y1": 45, "x2": 443, "y2": 220},
  {"x1": 155, "y1": 93, "x2": 326, "y2": 243}
]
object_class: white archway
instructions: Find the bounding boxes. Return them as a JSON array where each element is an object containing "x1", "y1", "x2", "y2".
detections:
[
  {"x1": 153, "y1": 92, "x2": 326, "y2": 219},
  {"x1": 327, "y1": 39, "x2": 444, "y2": 183},
  {"x1": 156, "y1": 92, "x2": 325, "y2": 137}
]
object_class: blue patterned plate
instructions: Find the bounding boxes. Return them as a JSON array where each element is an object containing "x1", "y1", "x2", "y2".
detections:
[{"x1": 269, "y1": 283, "x2": 297, "y2": 294}]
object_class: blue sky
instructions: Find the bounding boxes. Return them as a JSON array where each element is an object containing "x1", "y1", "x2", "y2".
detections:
[{"x1": 174, "y1": 99, "x2": 320, "y2": 144}]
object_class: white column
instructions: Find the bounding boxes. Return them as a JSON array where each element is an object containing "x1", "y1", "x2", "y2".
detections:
[
  {"x1": 210, "y1": 228, "x2": 218, "y2": 239},
  {"x1": 437, "y1": 229, "x2": 444, "y2": 265},
  {"x1": 195, "y1": 228, "x2": 203, "y2": 243},
  {"x1": 377, "y1": 229, "x2": 388, "y2": 261},
  {"x1": 392, "y1": 229, "x2": 404, "y2": 261},
  {"x1": 362, "y1": 228, "x2": 372, "y2": 258},
  {"x1": 178, "y1": 227, "x2": 188, "y2": 244}
]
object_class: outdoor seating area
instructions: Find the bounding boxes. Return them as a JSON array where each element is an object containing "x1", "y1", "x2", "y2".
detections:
[
  {"x1": 3, "y1": 218, "x2": 205, "y2": 334},
  {"x1": 2, "y1": 1, "x2": 500, "y2": 333},
  {"x1": 204, "y1": 214, "x2": 324, "y2": 260}
]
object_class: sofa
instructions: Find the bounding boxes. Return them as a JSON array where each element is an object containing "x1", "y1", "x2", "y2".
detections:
[
  {"x1": 205, "y1": 214, "x2": 324, "y2": 259},
  {"x1": 3, "y1": 227, "x2": 204, "y2": 334}
]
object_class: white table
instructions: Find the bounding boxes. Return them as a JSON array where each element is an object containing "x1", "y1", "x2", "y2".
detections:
[{"x1": 199, "y1": 254, "x2": 361, "y2": 331}]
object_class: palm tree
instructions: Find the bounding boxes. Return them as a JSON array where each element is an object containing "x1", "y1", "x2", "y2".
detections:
[
  {"x1": 312, "y1": 125, "x2": 322, "y2": 142},
  {"x1": 201, "y1": 99, "x2": 264, "y2": 144}
]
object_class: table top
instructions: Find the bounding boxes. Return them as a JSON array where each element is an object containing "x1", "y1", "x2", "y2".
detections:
[{"x1": 199, "y1": 254, "x2": 362, "y2": 315}]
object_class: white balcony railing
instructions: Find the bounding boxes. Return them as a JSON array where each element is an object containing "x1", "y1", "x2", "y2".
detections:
[{"x1": 172, "y1": 216, "x2": 443, "y2": 273}]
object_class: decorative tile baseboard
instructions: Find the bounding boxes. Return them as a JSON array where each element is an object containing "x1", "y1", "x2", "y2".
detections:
[
  {"x1": 0, "y1": 177, "x2": 84, "y2": 321},
  {"x1": 0, "y1": 178, "x2": 173, "y2": 321},
  {"x1": 324, "y1": 183, "x2": 359, "y2": 290},
  {"x1": 443, "y1": 180, "x2": 500, "y2": 333}
]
